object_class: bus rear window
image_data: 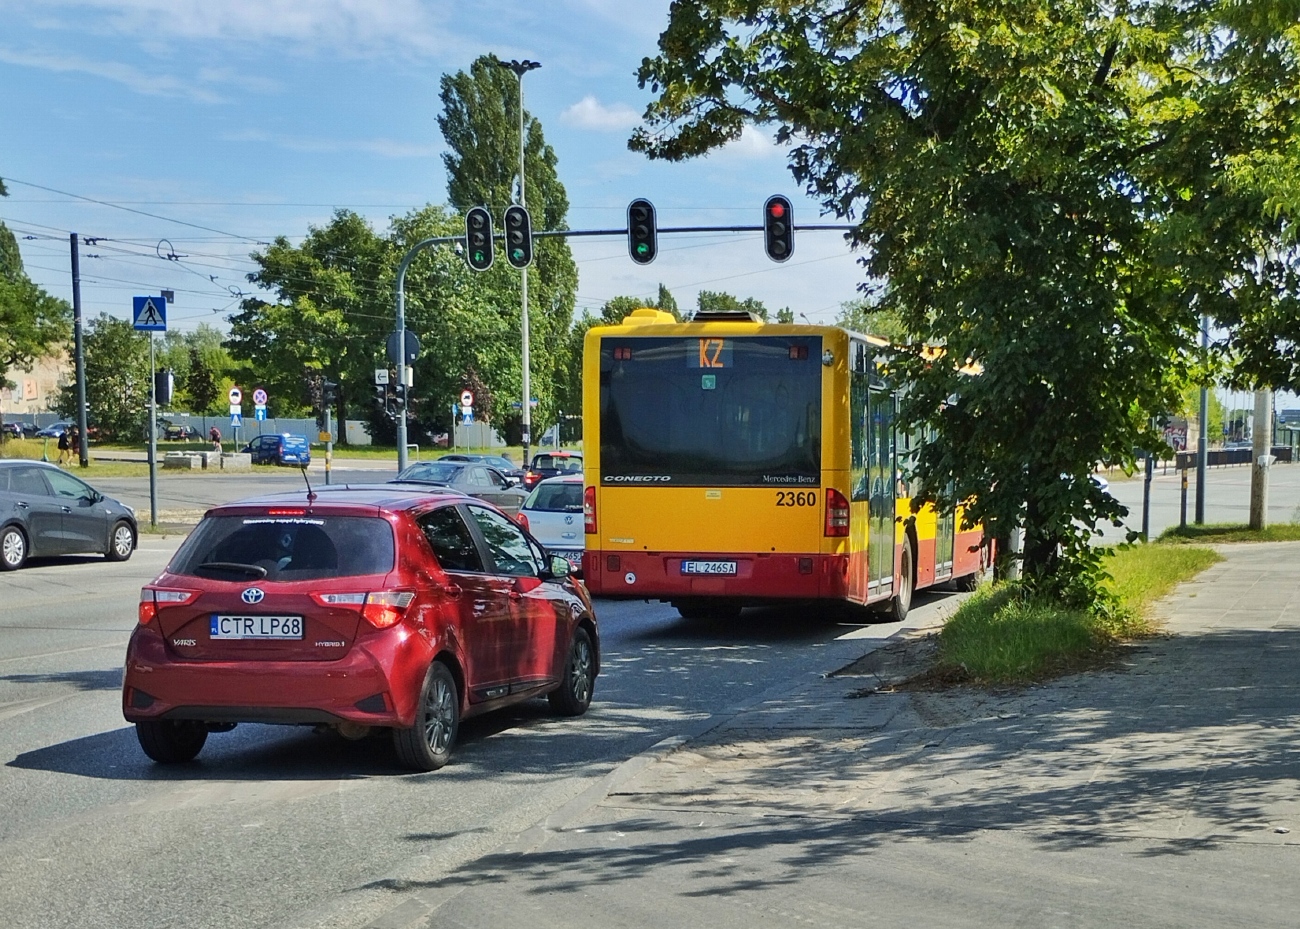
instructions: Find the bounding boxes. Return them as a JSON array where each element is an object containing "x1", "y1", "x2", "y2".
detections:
[{"x1": 599, "y1": 336, "x2": 821, "y2": 487}]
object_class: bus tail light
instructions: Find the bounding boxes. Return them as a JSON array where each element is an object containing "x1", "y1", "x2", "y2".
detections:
[
  {"x1": 584, "y1": 486, "x2": 597, "y2": 534},
  {"x1": 825, "y1": 488, "x2": 850, "y2": 537}
]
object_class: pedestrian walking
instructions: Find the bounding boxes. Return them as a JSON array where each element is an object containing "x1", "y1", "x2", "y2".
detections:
[
  {"x1": 209, "y1": 425, "x2": 222, "y2": 453},
  {"x1": 68, "y1": 427, "x2": 80, "y2": 464},
  {"x1": 56, "y1": 428, "x2": 71, "y2": 466}
]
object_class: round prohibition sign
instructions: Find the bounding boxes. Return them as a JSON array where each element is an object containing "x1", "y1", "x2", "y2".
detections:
[
  {"x1": 460, "y1": 390, "x2": 474, "y2": 407},
  {"x1": 252, "y1": 388, "x2": 268, "y2": 406},
  {"x1": 228, "y1": 387, "x2": 242, "y2": 405}
]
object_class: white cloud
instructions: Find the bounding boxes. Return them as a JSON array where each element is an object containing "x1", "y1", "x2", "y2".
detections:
[
  {"x1": 0, "y1": 46, "x2": 225, "y2": 101},
  {"x1": 712, "y1": 125, "x2": 785, "y2": 162},
  {"x1": 12, "y1": 0, "x2": 459, "y2": 57},
  {"x1": 560, "y1": 95, "x2": 641, "y2": 131}
]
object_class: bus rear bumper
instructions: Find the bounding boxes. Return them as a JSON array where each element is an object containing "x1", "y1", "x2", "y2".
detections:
[{"x1": 582, "y1": 550, "x2": 849, "y2": 601}]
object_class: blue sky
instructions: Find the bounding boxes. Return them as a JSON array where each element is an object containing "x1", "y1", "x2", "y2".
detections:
[{"x1": 0, "y1": 0, "x2": 871, "y2": 336}]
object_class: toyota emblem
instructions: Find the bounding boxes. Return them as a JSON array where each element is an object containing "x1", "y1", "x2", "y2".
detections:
[{"x1": 241, "y1": 587, "x2": 266, "y2": 605}]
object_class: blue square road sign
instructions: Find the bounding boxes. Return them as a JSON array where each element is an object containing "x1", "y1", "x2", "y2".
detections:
[{"x1": 132, "y1": 295, "x2": 167, "y2": 332}]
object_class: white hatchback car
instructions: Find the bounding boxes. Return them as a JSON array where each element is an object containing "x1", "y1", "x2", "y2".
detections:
[{"x1": 518, "y1": 475, "x2": 584, "y2": 576}]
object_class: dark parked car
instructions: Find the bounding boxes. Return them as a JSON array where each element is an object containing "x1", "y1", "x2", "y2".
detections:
[
  {"x1": 121, "y1": 486, "x2": 598, "y2": 770},
  {"x1": 0, "y1": 461, "x2": 137, "y2": 570},
  {"x1": 162, "y1": 422, "x2": 201, "y2": 441},
  {"x1": 35, "y1": 422, "x2": 73, "y2": 439},
  {"x1": 522, "y1": 450, "x2": 584, "y2": 490},
  {"x1": 2, "y1": 421, "x2": 38, "y2": 439},
  {"x1": 394, "y1": 460, "x2": 528, "y2": 516},
  {"x1": 243, "y1": 433, "x2": 311, "y2": 466},
  {"x1": 438, "y1": 453, "x2": 525, "y2": 484}
]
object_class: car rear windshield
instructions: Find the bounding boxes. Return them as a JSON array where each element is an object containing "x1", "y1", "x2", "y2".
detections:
[
  {"x1": 525, "y1": 481, "x2": 583, "y2": 512},
  {"x1": 281, "y1": 435, "x2": 308, "y2": 449},
  {"x1": 533, "y1": 454, "x2": 582, "y2": 473},
  {"x1": 398, "y1": 462, "x2": 461, "y2": 484},
  {"x1": 169, "y1": 515, "x2": 395, "y2": 581}
]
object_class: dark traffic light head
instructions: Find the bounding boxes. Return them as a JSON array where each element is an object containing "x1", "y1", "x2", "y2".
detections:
[
  {"x1": 763, "y1": 195, "x2": 794, "y2": 262},
  {"x1": 503, "y1": 205, "x2": 533, "y2": 269},
  {"x1": 465, "y1": 207, "x2": 494, "y2": 271},
  {"x1": 627, "y1": 198, "x2": 657, "y2": 265}
]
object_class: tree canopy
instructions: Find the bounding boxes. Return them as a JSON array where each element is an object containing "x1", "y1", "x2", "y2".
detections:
[{"x1": 632, "y1": 0, "x2": 1300, "y2": 597}]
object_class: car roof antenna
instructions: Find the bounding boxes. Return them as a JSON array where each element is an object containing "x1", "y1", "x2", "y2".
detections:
[{"x1": 300, "y1": 465, "x2": 317, "y2": 504}]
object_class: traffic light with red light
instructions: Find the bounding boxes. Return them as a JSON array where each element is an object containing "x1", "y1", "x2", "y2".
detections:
[
  {"x1": 465, "y1": 207, "x2": 493, "y2": 271},
  {"x1": 627, "y1": 198, "x2": 657, "y2": 265},
  {"x1": 503, "y1": 205, "x2": 533, "y2": 269},
  {"x1": 763, "y1": 195, "x2": 793, "y2": 262}
]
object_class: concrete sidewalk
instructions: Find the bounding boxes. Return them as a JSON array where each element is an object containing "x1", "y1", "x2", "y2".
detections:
[{"x1": 392, "y1": 543, "x2": 1300, "y2": 929}]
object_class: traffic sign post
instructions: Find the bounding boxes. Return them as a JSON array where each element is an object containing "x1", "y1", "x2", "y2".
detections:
[
  {"x1": 133, "y1": 296, "x2": 167, "y2": 530},
  {"x1": 228, "y1": 387, "x2": 242, "y2": 446}
]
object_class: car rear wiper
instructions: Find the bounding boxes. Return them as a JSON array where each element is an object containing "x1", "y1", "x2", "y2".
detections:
[{"x1": 197, "y1": 561, "x2": 268, "y2": 578}]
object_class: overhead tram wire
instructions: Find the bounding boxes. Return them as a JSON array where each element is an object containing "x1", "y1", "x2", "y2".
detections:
[{"x1": 2, "y1": 178, "x2": 268, "y2": 243}]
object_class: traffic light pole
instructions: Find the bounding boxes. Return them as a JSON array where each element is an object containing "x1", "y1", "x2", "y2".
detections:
[{"x1": 394, "y1": 234, "x2": 461, "y2": 474}]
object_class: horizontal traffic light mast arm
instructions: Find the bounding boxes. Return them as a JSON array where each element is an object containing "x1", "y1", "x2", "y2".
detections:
[{"x1": 531, "y1": 223, "x2": 856, "y2": 238}]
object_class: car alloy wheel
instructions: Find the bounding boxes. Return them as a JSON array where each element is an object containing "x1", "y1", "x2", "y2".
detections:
[
  {"x1": 549, "y1": 627, "x2": 595, "y2": 716},
  {"x1": 1, "y1": 527, "x2": 27, "y2": 570},
  {"x1": 107, "y1": 521, "x2": 134, "y2": 562},
  {"x1": 393, "y1": 662, "x2": 459, "y2": 771}
]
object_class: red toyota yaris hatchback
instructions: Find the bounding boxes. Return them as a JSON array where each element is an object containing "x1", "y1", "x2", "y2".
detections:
[{"x1": 122, "y1": 486, "x2": 599, "y2": 771}]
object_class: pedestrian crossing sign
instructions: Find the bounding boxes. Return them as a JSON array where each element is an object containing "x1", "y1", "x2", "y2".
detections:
[{"x1": 132, "y1": 295, "x2": 167, "y2": 331}]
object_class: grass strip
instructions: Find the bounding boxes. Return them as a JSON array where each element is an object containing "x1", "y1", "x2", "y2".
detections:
[
  {"x1": 936, "y1": 542, "x2": 1222, "y2": 685},
  {"x1": 1158, "y1": 522, "x2": 1300, "y2": 544}
]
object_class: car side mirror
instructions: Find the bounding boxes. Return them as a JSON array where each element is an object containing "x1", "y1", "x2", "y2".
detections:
[{"x1": 545, "y1": 554, "x2": 570, "y2": 580}]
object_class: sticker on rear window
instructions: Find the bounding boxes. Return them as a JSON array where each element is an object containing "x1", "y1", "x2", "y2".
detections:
[{"x1": 242, "y1": 518, "x2": 325, "y2": 526}]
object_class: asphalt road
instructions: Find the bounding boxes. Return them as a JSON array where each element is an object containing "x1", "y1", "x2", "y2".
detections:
[
  {"x1": 0, "y1": 531, "x2": 949, "y2": 929},
  {"x1": 1104, "y1": 460, "x2": 1300, "y2": 540}
]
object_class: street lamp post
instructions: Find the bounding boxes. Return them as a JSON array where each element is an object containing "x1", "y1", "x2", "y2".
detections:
[{"x1": 498, "y1": 57, "x2": 541, "y2": 469}]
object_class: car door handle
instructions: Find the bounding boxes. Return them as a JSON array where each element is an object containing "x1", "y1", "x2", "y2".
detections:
[
  {"x1": 16, "y1": 502, "x2": 28, "y2": 509},
  {"x1": 441, "y1": 584, "x2": 463, "y2": 599},
  {"x1": 508, "y1": 591, "x2": 523, "y2": 602},
  {"x1": 60, "y1": 506, "x2": 72, "y2": 514}
]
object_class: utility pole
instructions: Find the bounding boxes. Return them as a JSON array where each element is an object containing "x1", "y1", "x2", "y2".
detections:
[
  {"x1": 1195, "y1": 314, "x2": 1208, "y2": 524},
  {"x1": 1249, "y1": 387, "x2": 1272, "y2": 529},
  {"x1": 69, "y1": 233, "x2": 89, "y2": 467},
  {"x1": 499, "y1": 57, "x2": 541, "y2": 469}
]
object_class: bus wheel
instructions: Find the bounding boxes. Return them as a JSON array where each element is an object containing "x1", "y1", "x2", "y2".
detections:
[{"x1": 887, "y1": 540, "x2": 915, "y2": 623}]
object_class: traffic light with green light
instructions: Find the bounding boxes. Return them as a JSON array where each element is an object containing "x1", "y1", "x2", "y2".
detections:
[
  {"x1": 627, "y1": 198, "x2": 657, "y2": 265},
  {"x1": 503, "y1": 205, "x2": 533, "y2": 269},
  {"x1": 465, "y1": 207, "x2": 493, "y2": 271},
  {"x1": 763, "y1": 195, "x2": 794, "y2": 262}
]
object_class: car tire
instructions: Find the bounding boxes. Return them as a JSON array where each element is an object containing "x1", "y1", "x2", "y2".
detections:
[
  {"x1": 135, "y1": 720, "x2": 207, "y2": 763},
  {"x1": 393, "y1": 661, "x2": 459, "y2": 771},
  {"x1": 548, "y1": 626, "x2": 595, "y2": 717},
  {"x1": 105, "y1": 521, "x2": 135, "y2": 562},
  {"x1": 1, "y1": 525, "x2": 28, "y2": 571}
]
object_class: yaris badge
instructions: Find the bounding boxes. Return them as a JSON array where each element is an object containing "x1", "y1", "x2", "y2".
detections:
[{"x1": 242, "y1": 587, "x2": 266, "y2": 605}]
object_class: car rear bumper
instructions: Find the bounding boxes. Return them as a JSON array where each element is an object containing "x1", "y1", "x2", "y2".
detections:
[
  {"x1": 582, "y1": 549, "x2": 849, "y2": 601},
  {"x1": 122, "y1": 625, "x2": 430, "y2": 728}
]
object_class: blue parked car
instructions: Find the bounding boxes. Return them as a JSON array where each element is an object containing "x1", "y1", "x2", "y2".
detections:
[{"x1": 242, "y1": 433, "x2": 312, "y2": 466}]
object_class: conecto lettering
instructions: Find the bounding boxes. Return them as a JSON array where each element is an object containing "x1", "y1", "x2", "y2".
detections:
[{"x1": 603, "y1": 475, "x2": 672, "y2": 483}]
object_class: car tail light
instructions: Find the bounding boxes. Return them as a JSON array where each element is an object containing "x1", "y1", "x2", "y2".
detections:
[
  {"x1": 361, "y1": 591, "x2": 415, "y2": 629},
  {"x1": 516, "y1": 512, "x2": 530, "y2": 532},
  {"x1": 312, "y1": 590, "x2": 414, "y2": 629},
  {"x1": 825, "y1": 488, "x2": 850, "y2": 537},
  {"x1": 584, "y1": 486, "x2": 596, "y2": 534},
  {"x1": 138, "y1": 587, "x2": 199, "y2": 625}
]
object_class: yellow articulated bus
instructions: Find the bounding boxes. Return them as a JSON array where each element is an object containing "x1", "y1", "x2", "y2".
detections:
[{"x1": 581, "y1": 308, "x2": 988, "y2": 621}]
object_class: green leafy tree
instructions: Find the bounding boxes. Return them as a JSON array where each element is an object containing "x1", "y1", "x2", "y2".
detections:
[
  {"x1": 228, "y1": 210, "x2": 393, "y2": 435},
  {"x1": 186, "y1": 346, "x2": 220, "y2": 415},
  {"x1": 55, "y1": 314, "x2": 149, "y2": 441},
  {"x1": 631, "y1": 1, "x2": 1296, "y2": 598},
  {"x1": 0, "y1": 212, "x2": 71, "y2": 435},
  {"x1": 439, "y1": 54, "x2": 578, "y2": 441},
  {"x1": 836, "y1": 298, "x2": 909, "y2": 343},
  {"x1": 695, "y1": 290, "x2": 768, "y2": 319}
]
